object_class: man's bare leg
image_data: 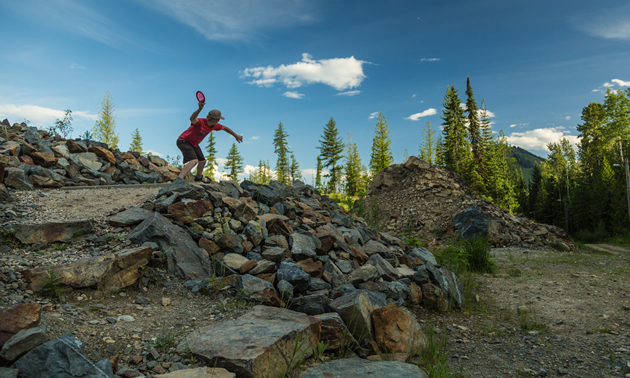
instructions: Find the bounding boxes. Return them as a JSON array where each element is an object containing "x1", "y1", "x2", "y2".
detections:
[
  {"x1": 196, "y1": 160, "x2": 206, "y2": 176},
  {"x1": 178, "y1": 159, "x2": 198, "y2": 179}
]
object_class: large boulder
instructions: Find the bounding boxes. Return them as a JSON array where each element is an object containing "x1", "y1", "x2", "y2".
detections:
[
  {"x1": 107, "y1": 207, "x2": 155, "y2": 227},
  {"x1": 298, "y1": 358, "x2": 428, "y2": 378},
  {"x1": 0, "y1": 327, "x2": 48, "y2": 362},
  {"x1": 128, "y1": 213, "x2": 212, "y2": 280},
  {"x1": 12, "y1": 220, "x2": 95, "y2": 244},
  {"x1": 177, "y1": 306, "x2": 320, "y2": 378},
  {"x1": 0, "y1": 303, "x2": 41, "y2": 350},
  {"x1": 12, "y1": 333, "x2": 115, "y2": 378},
  {"x1": 453, "y1": 204, "x2": 489, "y2": 240},
  {"x1": 372, "y1": 303, "x2": 425, "y2": 354},
  {"x1": 329, "y1": 290, "x2": 375, "y2": 342}
]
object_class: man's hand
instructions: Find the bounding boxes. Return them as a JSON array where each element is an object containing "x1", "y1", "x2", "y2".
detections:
[
  {"x1": 235, "y1": 134, "x2": 243, "y2": 143},
  {"x1": 198, "y1": 101, "x2": 205, "y2": 109}
]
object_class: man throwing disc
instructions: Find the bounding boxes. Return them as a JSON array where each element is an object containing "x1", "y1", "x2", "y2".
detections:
[{"x1": 176, "y1": 101, "x2": 243, "y2": 181}]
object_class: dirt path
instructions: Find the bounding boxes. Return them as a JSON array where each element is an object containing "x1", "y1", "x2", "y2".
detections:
[
  {"x1": 586, "y1": 244, "x2": 630, "y2": 256},
  {"x1": 418, "y1": 247, "x2": 630, "y2": 377}
]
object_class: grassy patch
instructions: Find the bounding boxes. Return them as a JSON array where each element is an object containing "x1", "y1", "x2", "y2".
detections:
[
  {"x1": 327, "y1": 193, "x2": 356, "y2": 212},
  {"x1": 153, "y1": 329, "x2": 180, "y2": 351},
  {"x1": 417, "y1": 326, "x2": 463, "y2": 378}
]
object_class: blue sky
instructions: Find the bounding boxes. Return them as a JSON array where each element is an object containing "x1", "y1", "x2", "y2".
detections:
[{"x1": 1, "y1": 0, "x2": 629, "y2": 182}]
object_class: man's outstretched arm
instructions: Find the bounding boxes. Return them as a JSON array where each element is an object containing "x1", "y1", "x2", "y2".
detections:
[
  {"x1": 190, "y1": 102, "x2": 205, "y2": 124},
  {"x1": 222, "y1": 126, "x2": 243, "y2": 143}
]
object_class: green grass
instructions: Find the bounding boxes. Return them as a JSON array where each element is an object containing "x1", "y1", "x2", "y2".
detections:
[
  {"x1": 327, "y1": 193, "x2": 356, "y2": 212},
  {"x1": 433, "y1": 237, "x2": 496, "y2": 275},
  {"x1": 417, "y1": 326, "x2": 464, "y2": 378}
]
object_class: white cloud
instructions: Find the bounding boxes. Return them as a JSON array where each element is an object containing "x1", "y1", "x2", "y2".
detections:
[
  {"x1": 578, "y1": 4, "x2": 630, "y2": 41},
  {"x1": 603, "y1": 82, "x2": 615, "y2": 88},
  {"x1": 250, "y1": 136, "x2": 260, "y2": 140},
  {"x1": 368, "y1": 112, "x2": 379, "y2": 119},
  {"x1": 479, "y1": 109, "x2": 495, "y2": 118},
  {"x1": 565, "y1": 116, "x2": 571, "y2": 120},
  {"x1": 509, "y1": 122, "x2": 529, "y2": 128},
  {"x1": 420, "y1": 58, "x2": 440, "y2": 62},
  {"x1": 283, "y1": 91, "x2": 304, "y2": 99},
  {"x1": 144, "y1": 150, "x2": 163, "y2": 157},
  {"x1": 143, "y1": 0, "x2": 318, "y2": 42},
  {"x1": 412, "y1": 94, "x2": 416, "y2": 98},
  {"x1": 241, "y1": 53, "x2": 368, "y2": 91},
  {"x1": 506, "y1": 127, "x2": 580, "y2": 152},
  {"x1": 336, "y1": 90, "x2": 361, "y2": 96},
  {"x1": 405, "y1": 108, "x2": 437, "y2": 121},
  {"x1": 0, "y1": 104, "x2": 97, "y2": 125},
  {"x1": 70, "y1": 63, "x2": 85, "y2": 69},
  {"x1": 612, "y1": 79, "x2": 630, "y2": 87},
  {"x1": 302, "y1": 168, "x2": 329, "y2": 178}
]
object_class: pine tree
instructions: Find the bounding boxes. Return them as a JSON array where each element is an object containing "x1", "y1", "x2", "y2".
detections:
[
  {"x1": 369, "y1": 113, "x2": 394, "y2": 175},
  {"x1": 315, "y1": 156, "x2": 323, "y2": 191},
  {"x1": 441, "y1": 86, "x2": 469, "y2": 175},
  {"x1": 289, "y1": 153, "x2": 302, "y2": 182},
  {"x1": 129, "y1": 128, "x2": 143, "y2": 154},
  {"x1": 419, "y1": 121, "x2": 437, "y2": 164},
  {"x1": 203, "y1": 131, "x2": 218, "y2": 180},
  {"x1": 465, "y1": 77, "x2": 486, "y2": 184},
  {"x1": 273, "y1": 122, "x2": 291, "y2": 185},
  {"x1": 344, "y1": 133, "x2": 362, "y2": 196},
  {"x1": 318, "y1": 117, "x2": 344, "y2": 193},
  {"x1": 403, "y1": 149, "x2": 409, "y2": 163},
  {"x1": 224, "y1": 143, "x2": 244, "y2": 181},
  {"x1": 92, "y1": 91, "x2": 119, "y2": 149}
]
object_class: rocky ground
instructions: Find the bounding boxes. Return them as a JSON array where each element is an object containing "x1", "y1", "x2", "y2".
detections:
[{"x1": 1, "y1": 184, "x2": 629, "y2": 377}]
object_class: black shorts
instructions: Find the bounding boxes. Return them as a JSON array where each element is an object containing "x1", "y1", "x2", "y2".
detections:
[{"x1": 176, "y1": 139, "x2": 205, "y2": 163}]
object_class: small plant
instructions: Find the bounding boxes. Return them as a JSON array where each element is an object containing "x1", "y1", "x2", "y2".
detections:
[
  {"x1": 417, "y1": 326, "x2": 456, "y2": 377},
  {"x1": 508, "y1": 268, "x2": 522, "y2": 277},
  {"x1": 54, "y1": 243, "x2": 69, "y2": 251},
  {"x1": 434, "y1": 246, "x2": 469, "y2": 275},
  {"x1": 154, "y1": 329, "x2": 178, "y2": 351},
  {"x1": 272, "y1": 332, "x2": 310, "y2": 378},
  {"x1": 43, "y1": 270, "x2": 63, "y2": 301},
  {"x1": 311, "y1": 341, "x2": 328, "y2": 362},
  {"x1": 460, "y1": 237, "x2": 496, "y2": 273},
  {"x1": 353, "y1": 196, "x2": 382, "y2": 231},
  {"x1": 517, "y1": 308, "x2": 547, "y2": 335}
]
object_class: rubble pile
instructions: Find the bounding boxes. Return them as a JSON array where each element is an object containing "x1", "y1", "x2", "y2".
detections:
[
  {"x1": 363, "y1": 156, "x2": 570, "y2": 248},
  {"x1": 0, "y1": 120, "x2": 179, "y2": 190}
]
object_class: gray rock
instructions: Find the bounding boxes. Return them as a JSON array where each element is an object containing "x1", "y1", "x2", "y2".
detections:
[
  {"x1": 261, "y1": 247, "x2": 288, "y2": 262},
  {"x1": 243, "y1": 221, "x2": 264, "y2": 246},
  {"x1": 12, "y1": 333, "x2": 115, "y2": 378},
  {"x1": 384, "y1": 281, "x2": 410, "y2": 301},
  {"x1": 329, "y1": 291, "x2": 374, "y2": 342},
  {"x1": 347, "y1": 264, "x2": 378, "y2": 285},
  {"x1": 107, "y1": 207, "x2": 155, "y2": 227},
  {"x1": 359, "y1": 289, "x2": 388, "y2": 308},
  {"x1": 158, "y1": 177, "x2": 191, "y2": 197},
  {"x1": 72, "y1": 152, "x2": 103, "y2": 171},
  {"x1": 4, "y1": 168, "x2": 34, "y2": 190},
  {"x1": 290, "y1": 293, "x2": 329, "y2": 315},
  {"x1": 453, "y1": 204, "x2": 489, "y2": 240},
  {"x1": 177, "y1": 306, "x2": 319, "y2": 378},
  {"x1": 0, "y1": 367, "x2": 18, "y2": 378},
  {"x1": 298, "y1": 358, "x2": 428, "y2": 378},
  {"x1": 335, "y1": 260, "x2": 354, "y2": 274},
  {"x1": 329, "y1": 284, "x2": 356, "y2": 300},
  {"x1": 367, "y1": 254, "x2": 401, "y2": 282},
  {"x1": 248, "y1": 259, "x2": 276, "y2": 275},
  {"x1": 408, "y1": 248, "x2": 437, "y2": 266},
  {"x1": 128, "y1": 213, "x2": 211, "y2": 280},
  {"x1": 277, "y1": 261, "x2": 311, "y2": 292},
  {"x1": 314, "y1": 313, "x2": 358, "y2": 351},
  {"x1": 362, "y1": 240, "x2": 393, "y2": 258},
  {"x1": 276, "y1": 280, "x2": 294, "y2": 301},
  {"x1": 236, "y1": 275, "x2": 280, "y2": 305},
  {"x1": 12, "y1": 220, "x2": 95, "y2": 244},
  {"x1": 412, "y1": 265, "x2": 431, "y2": 285},
  {"x1": 441, "y1": 268, "x2": 465, "y2": 309},
  {"x1": 240, "y1": 181, "x2": 285, "y2": 205},
  {"x1": 322, "y1": 260, "x2": 347, "y2": 288},
  {"x1": 0, "y1": 327, "x2": 48, "y2": 361},
  {"x1": 289, "y1": 232, "x2": 319, "y2": 261},
  {"x1": 309, "y1": 278, "x2": 331, "y2": 292}
]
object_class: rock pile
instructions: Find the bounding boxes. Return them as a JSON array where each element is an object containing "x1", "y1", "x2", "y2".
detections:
[
  {"x1": 0, "y1": 121, "x2": 179, "y2": 190},
  {"x1": 363, "y1": 156, "x2": 570, "y2": 248}
]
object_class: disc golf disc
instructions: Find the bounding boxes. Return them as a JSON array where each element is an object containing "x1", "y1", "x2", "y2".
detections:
[{"x1": 196, "y1": 91, "x2": 205, "y2": 103}]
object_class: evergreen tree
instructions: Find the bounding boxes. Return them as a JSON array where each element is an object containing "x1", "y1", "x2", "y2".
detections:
[
  {"x1": 369, "y1": 113, "x2": 394, "y2": 174},
  {"x1": 344, "y1": 133, "x2": 362, "y2": 196},
  {"x1": 315, "y1": 156, "x2": 323, "y2": 191},
  {"x1": 224, "y1": 143, "x2": 244, "y2": 181},
  {"x1": 465, "y1": 77, "x2": 487, "y2": 184},
  {"x1": 273, "y1": 122, "x2": 291, "y2": 185},
  {"x1": 203, "y1": 131, "x2": 218, "y2": 180},
  {"x1": 318, "y1": 117, "x2": 344, "y2": 193},
  {"x1": 403, "y1": 149, "x2": 409, "y2": 163},
  {"x1": 249, "y1": 160, "x2": 273, "y2": 184},
  {"x1": 419, "y1": 121, "x2": 437, "y2": 164},
  {"x1": 289, "y1": 153, "x2": 302, "y2": 182},
  {"x1": 441, "y1": 86, "x2": 469, "y2": 175},
  {"x1": 528, "y1": 164, "x2": 542, "y2": 219},
  {"x1": 92, "y1": 91, "x2": 119, "y2": 149},
  {"x1": 129, "y1": 128, "x2": 143, "y2": 154}
]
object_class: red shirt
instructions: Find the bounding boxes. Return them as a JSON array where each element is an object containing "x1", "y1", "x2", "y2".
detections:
[{"x1": 178, "y1": 118, "x2": 223, "y2": 147}]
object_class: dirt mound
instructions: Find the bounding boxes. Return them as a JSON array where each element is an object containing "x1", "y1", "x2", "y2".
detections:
[{"x1": 360, "y1": 156, "x2": 569, "y2": 248}]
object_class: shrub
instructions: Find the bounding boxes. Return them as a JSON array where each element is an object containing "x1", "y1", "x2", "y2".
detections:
[
  {"x1": 434, "y1": 246, "x2": 469, "y2": 275},
  {"x1": 460, "y1": 237, "x2": 496, "y2": 273}
]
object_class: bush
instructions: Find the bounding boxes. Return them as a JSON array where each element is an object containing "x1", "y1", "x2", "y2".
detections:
[
  {"x1": 460, "y1": 237, "x2": 496, "y2": 273},
  {"x1": 574, "y1": 220, "x2": 609, "y2": 243},
  {"x1": 434, "y1": 246, "x2": 469, "y2": 275}
]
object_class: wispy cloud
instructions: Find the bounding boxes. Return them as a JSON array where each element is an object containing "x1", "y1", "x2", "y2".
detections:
[
  {"x1": 143, "y1": 0, "x2": 318, "y2": 42},
  {"x1": 412, "y1": 94, "x2": 416, "y2": 98},
  {"x1": 144, "y1": 150, "x2": 163, "y2": 157},
  {"x1": 509, "y1": 122, "x2": 529, "y2": 128},
  {"x1": 565, "y1": 116, "x2": 571, "y2": 121},
  {"x1": 70, "y1": 63, "x2": 85, "y2": 70},
  {"x1": 250, "y1": 136, "x2": 260, "y2": 140},
  {"x1": 241, "y1": 53, "x2": 368, "y2": 91},
  {"x1": 576, "y1": 4, "x2": 630, "y2": 40},
  {"x1": 336, "y1": 90, "x2": 361, "y2": 96},
  {"x1": 420, "y1": 58, "x2": 440, "y2": 62},
  {"x1": 0, "y1": 104, "x2": 97, "y2": 125},
  {"x1": 507, "y1": 127, "x2": 579, "y2": 152},
  {"x1": 283, "y1": 91, "x2": 304, "y2": 99},
  {"x1": 368, "y1": 112, "x2": 379, "y2": 119},
  {"x1": 405, "y1": 108, "x2": 437, "y2": 121},
  {"x1": 593, "y1": 78, "x2": 630, "y2": 92},
  {"x1": 6, "y1": 1, "x2": 143, "y2": 49}
]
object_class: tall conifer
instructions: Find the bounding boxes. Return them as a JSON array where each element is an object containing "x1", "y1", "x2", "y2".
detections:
[
  {"x1": 369, "y1": 113, "x2": 394, "y2": 175},
  {"x1": 318, "y1": 117, "x2": 344, "y2": 193}
]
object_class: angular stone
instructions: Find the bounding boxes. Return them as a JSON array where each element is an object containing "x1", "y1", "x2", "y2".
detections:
[
  {"x1": 23, "y1": 246, "x2": 152, "y2": 292},
  {"x1": 362, "y1": 240, "x2": 392, "y2": 257},
  {"x1": 158, "y1": 177, "x2": 191, "y2": 197},
  {"x1": 66, "y1": 140, "x2": 87, "y2": 153},
  {"x1": 289, "y1": 232, "x2": 319, "y2": 261},
  {"x1": 308, "y1": 277, "x2": 331, "y2": 292},
  {"x1": 168, "y1": 200, "x2": 213, "y2": 224},
  {"x1": 408, "y1": 282, "x2": 423, "y2": 305},
  {"x1": 265, "y1": 217, "x2": 293, "y2": 238},
  {"x1": 367, "y1": 254, "x2": 401, "y2": 281},
  {"x1": 240, "y1": 259, "x2": 257, "y2": 274},
  {"x1": 441, "y1": 268, "x2": 465, "y2": 309},
  {"x1": 276, "y1": 280, "x2": 294, "y2": 302},
  {"x1": 396, "y1": 265, "x2": 415, "y2": 278},
  {"x1": 314, "y1": 313, "x2": 356, "y2": 351},
  {"x1": 384, "y1": 281, "x2": 410, "y2": 301},
  {"x1": 264, "y1": 234, "x2": 289, "y2": 252},
  {"x1": 453, "y1": 204, "x2": 489, "y2": 240},
  {"x1": 177, "y1": 306, "x2": 320, "y2": 378},
  {"x1": 4, "y1": 168, "x2": 34, "y2": 190},
  {"x1": 329, "y1": 290, "x2": 374, "y2": 342},
  {"x1": 298, "y1": 355, "x2": 428, "y2": 378},
  {"x1": 18, "y1": 155, "x2": 34, "y2": 166},
  {"x1": 31, "y1": 151, "x2": 58, "y2": 168},
  {"x1": 12, "y1": 333, "x2": 115, "y2": 378},
  {"x1": 0, "y1": 141, "x2": 20, "y2": 156},
  {"x1": 223, "y1": 253, "x2": 250, "y2": 271},
  {"x1": 87, "y1": 146, "x2": 116, "y2": 164},
  {"x1": 243, "y1": 221, "x2": 263, "y2": 246},
  {"x1": 290, "y1": 293, "x2": 329, "y2": 315},
  {"x1": 322, "y1": 260, "x2": 346, "y2": 287},
  {"x1": 107, "y1": 207, "x2": 155, "y2": 227},
  {"x1": 199, "y1": 238, "x2": 221, "y2": 256},
  {"x1": 277, "y1": 262, "x2": 311, "y2": 293},
  {"x1": 73, "y1": 152, "x2": 103, "y2": 171},
  {"x1": 0, "y1": 327, "x2": 48, "y2": 361},
  {"x1": 217, "y1": 233, "x2": 244, "y2": 254},
  {"x1": 261, "y1": 246, "x2": 288, "y2": 262},
  {"x1": 12, "y1": 220, "x2": 95, "y2": 244},
  {"x1": 51, "y1": 144, "x2": 70, "y2": 158},
  {"x1": 412, "y1": 265, "x2": 431, "y2": 285},
  {"x1": 236, "y1": 275, "x2": 281, "y2": 307},
  {"x1": 421, "y1": 283, "x2": 448, "y2": 312},
  {"x1": 408, "y1": 248, "x2": 437, "y2": 266},
  {"x1": 128, "y1": 213, "x2": 211, "y2": 280},
  {"x1": 0, "y1": 367, "x2": 18, "y2": 378},
  {"x1": 0, "y1": 303, "x2": 41, "y2": 349},
  {"x1": 155, "y1": 367, "x2": 235, "y2": 378},
  {"x1": 240, "y1": 181, "x2": 285, "y2": 205},
  {"x1": 296, "y1": 258, "x2": 323, "y2": 278},
  {"x1": 348, "y1": 264, "x2": 378, "y2": 285},
  {"x1": 248, "y1": 260, "x2": 276, "y2": 275},
  {"x1": 372, "y1": 303, "x2": 425, "y2": 354}
]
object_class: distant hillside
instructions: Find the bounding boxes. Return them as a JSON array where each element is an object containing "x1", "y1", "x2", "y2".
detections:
[{"x1": 509, "y1": 146, "x2": 546, "y2": 184}]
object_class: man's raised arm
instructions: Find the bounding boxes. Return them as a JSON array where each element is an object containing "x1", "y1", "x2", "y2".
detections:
[{"x1": 190, "y1": 102, "x2": 205, "y2": 124}]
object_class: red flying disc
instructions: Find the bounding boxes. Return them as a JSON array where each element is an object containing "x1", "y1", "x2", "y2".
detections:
[{"x1": 196, "y1": 91, "x2": 205, "y2": 103}]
